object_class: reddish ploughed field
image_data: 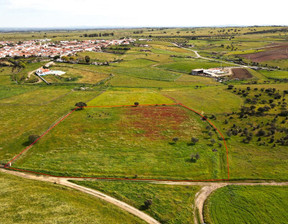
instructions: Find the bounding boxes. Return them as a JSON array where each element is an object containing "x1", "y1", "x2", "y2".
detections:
[
  {"x1": 241, "y1": 43, "x2": 288, "y2": 62},
  {"x1": 125, "y1": 106, "x2": 189, "y2": 139},
  {"x1": 231, "y1": 68, "x2": 252, "y2": 80}
]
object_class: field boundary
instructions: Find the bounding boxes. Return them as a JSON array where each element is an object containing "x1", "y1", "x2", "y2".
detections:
[{"x1": 4, "y1": 102, "x2": 230, "y2": 182}]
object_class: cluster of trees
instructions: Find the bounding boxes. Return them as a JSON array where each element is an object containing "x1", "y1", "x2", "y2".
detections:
[
  {"x1": 133, "y1": 30, "x2": 143, "y2": 34},
  {"x1": 225, "y1": 85, "x2": 288, "y2": 146},
  {"x1": 227, "y1": 86, "x2": 287, "y2": 117},
  {"x1": 83, "y1": 33, "x2": 114, "y2": 37}
]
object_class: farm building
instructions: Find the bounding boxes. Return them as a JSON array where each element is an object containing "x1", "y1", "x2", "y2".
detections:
[
  {"x1": 191, "y1": 69, "x2": 203, "y2": 75},
  {"x1": 191, "y1": 68, "x2": 231, "y2": 77}
]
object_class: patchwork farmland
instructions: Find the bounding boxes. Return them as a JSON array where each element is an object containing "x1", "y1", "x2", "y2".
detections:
[{"x1": 0, "y1": 26, "x2": 288, "y2": 224}]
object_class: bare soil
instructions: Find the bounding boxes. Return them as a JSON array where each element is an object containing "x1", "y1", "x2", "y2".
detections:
[
  {"x1": 231, "y1": 68, "x2": 253, "y2": 80},
  {"x1": 241, "y1": 43, "x2": 288, "y2": 62}
]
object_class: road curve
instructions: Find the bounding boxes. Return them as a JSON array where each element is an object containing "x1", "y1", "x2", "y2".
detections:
[
  {"x1": 193, "y1": 181, "x2": 288, "y2": 224},
  {"x1": 1, "y1": 168, "x2": 288, "y2": 224},
  {"x1": 0, "y1": 168, "x2": 160, "y2": 224}
]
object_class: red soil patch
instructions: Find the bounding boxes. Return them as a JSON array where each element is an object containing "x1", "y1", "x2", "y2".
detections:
[
  {"x1": 241, "y1": 43, "x2": 288, "y2": 62},
  {"x1": 125, "y1": 106, "x2": 189, "y2": 139},
  {"x1": 231, "y1": 68, "x2": 252, "y2": 80}
]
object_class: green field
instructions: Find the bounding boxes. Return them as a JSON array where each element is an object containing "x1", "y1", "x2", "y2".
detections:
[
  {"x1": 14, "y1": 104, "x2": 227, "y2": 180},
  {"x1": 73, "y1": 180, "x2": 201, "y2": 224},
  {"x1": 0, "y1": 171, "x2": 145, "y2": 224},
  {"x1": 0, "y1": 88, "x2": 102, "y2": 163},
  {"x1": 88, "y1": 89, "x2": 174, "y2": 106},
  {"x1": 259, "y1": 70, "x2": 288, "y2": 79},
  {"x1": 204, "y1": 185, "x2": 288, "y2": 224},
  {"x1": 111, "y1": 66, "x2": 180, "y2": 81},
  {"x1": 158, "y1": 58, "x2": 231, "y2": 74}
]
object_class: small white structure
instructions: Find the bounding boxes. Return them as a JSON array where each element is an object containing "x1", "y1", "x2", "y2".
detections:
[{"x1": 36, "y1": 68, "x2": 65, "y2": 76}]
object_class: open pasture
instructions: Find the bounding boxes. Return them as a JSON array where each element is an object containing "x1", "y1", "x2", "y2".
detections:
[
  {"x1": 46, "y1": 64, "x2": 109, "y2": 84},
  {"x1": 74, "y1": 180, "x2": 201, "y2": 224},
  {"x1": 0, "y1": 172, "x2": 144, "y2": 224},
  {"x1": 204, "y1": 185, "x2": 288, "y2": 224},
  {"x1": 14, "y1": 104, "x2": 227, "y2": 180}
]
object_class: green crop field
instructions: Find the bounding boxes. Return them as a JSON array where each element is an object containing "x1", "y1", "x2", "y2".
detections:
[
  {"x1": 204, "y1": 185, "x2": 288, "y2": 224},
  {"x1": 14, "y1": 104, "x2": 227, "y2": 180},
  {"x1": 0, "y1": 171, "x2": 145, "y2": 224},
  {"x1": 73, "y1": 180, "x2": 201, "y2": 224},
  {"x1": 88, "y1": 89, "x2": 174, "y2": 106},
  {"x1": 259, "y1": 70, "x2": 288, "y2": 79},
  {"x1": 158, "y1": 58, "x2": 231, "y2": 74}
]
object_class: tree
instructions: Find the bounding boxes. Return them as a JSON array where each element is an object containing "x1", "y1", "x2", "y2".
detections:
[
  {"x1": 144, "y1": 199, "x2": 153, "y2": 209},
  {"x1": 228, "y1": 85, "x2": 234, "y2": 89},
  {"x1": 172, "y1": 137, "x2": 179, "y2": 143},
  {"x1": 134, "y1": 102, "x2": 139, "y2": 107},
  {"x1": 28, "y1": 135, "x2": 40, "y2": 144},
  {"x1": 75, "y1": 102, "x2": 87, "y2": 110},
  {"x1": 191, "y1": 137, "x2": 199, "y2": 144},
  {"x1": 257, "y1": 129, "x2": 266, "y2": 136},
  {"x1": 85, "y1": 56, "x2": 90, "y2": 64},
  {"x1": 191, "y1": 153, "x2": 200, "y2": 162}
]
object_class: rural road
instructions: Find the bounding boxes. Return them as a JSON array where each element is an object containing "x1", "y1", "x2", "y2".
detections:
[
  {"x1": 1, "y1": 168, "x2": 288, "y2": 224},
  {"x1": 26, "y1": 61, "x2": 54, "y2": 83},
  {"x1": 173, "y1": 43, "x2": 279, "y2": 71},
  {"x1": 0, "y1": 168, "x2": 160, "y2": 224}
]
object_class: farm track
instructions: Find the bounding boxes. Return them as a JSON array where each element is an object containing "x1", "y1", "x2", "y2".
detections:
[
  {"x1": 1, "y1": 168, "x2": 287, "y2": 224},
  {"x1": 173, "y1": 43, "x2": 284, "y2": 71},
  {"x1": 0, "y1": 168, "x2": 160, "y2": 224}
]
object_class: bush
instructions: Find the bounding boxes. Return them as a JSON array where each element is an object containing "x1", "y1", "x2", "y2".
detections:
[
  {"x1": 28, "y1": 135, "x2": 40, "y2": 144},
  {"x1": 191, "y1": 137, "x2": 199, "y2": 144},
  {"x1": 143, "y1": 199, "x2": 153, "y2": 209},
  {"x1": 257, "y1": 129, "x2": 266, "y2": 136},
  {"x1": 75, "y1": 102, "x2": 87, "y2": 110}
]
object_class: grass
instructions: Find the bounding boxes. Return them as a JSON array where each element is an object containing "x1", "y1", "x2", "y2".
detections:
[
  {"x1": 72, "y1": 180, "x2": 201, "y2": 224},
  {"x1": 204, "y1": 185, "x2": 288, "y2": 224},
  {"x1": 111, "y1": 66, "x2": 180, "y2": 81},
  {"x1": 258, "y1": 70, "x2": 288, "y2": 79},
  {"x1": 114, "y1": 58, "x2": 157, "y2": 67},
  {"x1": 46, "y1": 64, "x2": 109, "y2": 84},
  {"x1": 14, "y1": 105, "x2": 227, "y2": 180},
  {"x1": 163, "y1": 86, "x2": 244, "y2": 114},
  {"x1": 0, "y1": 85, "x2": 37, "y2": 100},
  {"x1": 109, "y1": 73, "x2": 217, "y2": 88},
  {"x1": 77, "y1": 51, "x2": 121, "y2": 62},
  {"x1": 0, "y1": 88, "x2": 101, "y2": 163},
  {"x1": 0, "y1": 171, "x2": 145, "y2": 224},
  {"x1": 158, "y1": 58, "x2": 231, "y2": 74},
  {"x1": 88, "y1": 89, "x2": 174, "y2": 106},
  {"x1": 0, "y1": 87, "x2": 71, "y2": 105}
]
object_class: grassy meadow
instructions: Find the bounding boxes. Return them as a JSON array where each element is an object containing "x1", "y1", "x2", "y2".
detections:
[
  {"x1": 204, "y1": 185, "x2": 288, "y2": 224},
  {"x1": 0, "y1": 171, "x2": 145, "y2": 224},
  {"x1": 14, "y1": 104, "x2": 227, "y2": 180},
  {"x1": 73, "y1": 180, "x2": 201, "y2": 224}
]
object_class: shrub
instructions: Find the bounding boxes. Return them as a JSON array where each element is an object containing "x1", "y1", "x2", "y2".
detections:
[
  {"x1": 75, "y1": 102, "x2": 87, "y2": 110},
  {"x1": 191, "y1": 137, "x2": 199, "y2": 144},
  {"x1": 28, "y1": 135, "x2": 40, "y2": 144}
]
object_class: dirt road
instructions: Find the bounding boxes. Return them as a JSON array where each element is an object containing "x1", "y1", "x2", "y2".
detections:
[
  {"x1": 1, "y1": 168, "x2": 288, "y2": 224},
  {"x1": 0, "y1": 168, "x2": 160, "y2": 224}
]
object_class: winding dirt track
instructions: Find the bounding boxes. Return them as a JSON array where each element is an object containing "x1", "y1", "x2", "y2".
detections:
[
  {"x1": 1, "y1": 168, "x2": 288, "y2": 224},
  {"x1": 0, "y1": 168, "x2": 160, "y2": 224}
]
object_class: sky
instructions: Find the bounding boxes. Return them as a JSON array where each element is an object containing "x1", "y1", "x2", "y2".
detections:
[{"x1": 0, "y1": 0, "x2": 287, "y2": 28}]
